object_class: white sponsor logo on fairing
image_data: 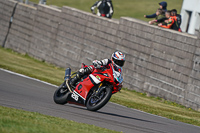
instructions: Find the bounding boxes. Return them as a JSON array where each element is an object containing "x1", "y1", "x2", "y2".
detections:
[{"x1": 89, "y1": 74, "x2": 101, "y2": 84}]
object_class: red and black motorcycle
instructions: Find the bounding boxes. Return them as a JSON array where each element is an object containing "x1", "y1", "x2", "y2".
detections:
[{"x1": 53, "y1": 63, "x2": 123, "y2": 111}]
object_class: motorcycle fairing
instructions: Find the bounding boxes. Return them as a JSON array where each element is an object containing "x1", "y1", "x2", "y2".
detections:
[
  {"x1": 74, "y1": 73, "x2": 106, "y2": 99},
  {"x1": 89, "y1": 74, "x2": 101, "y2": 84},
  {"x1": 67, "y1": 91, "x2": 86, "y2": 105},
  {"x1": 75, "y1": 64, "x2": 119, "y2": 99},
  {"x1": 67, "y1": 74, "x2": 102, "y2": 105},
  {"x1": 67, "y1": 64, "x2": 122, "y2": 105}
]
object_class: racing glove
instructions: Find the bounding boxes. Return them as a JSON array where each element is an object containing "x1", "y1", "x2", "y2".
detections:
[
  {"x1": 91, "y1": 9, "x2": 96, "y2": 14},
  {"x1": 106, "y1": 14, "x2": 111, "y2": 18},
  {"x1": 93, "y1": 60, "x2": 102, "y2": 68}
]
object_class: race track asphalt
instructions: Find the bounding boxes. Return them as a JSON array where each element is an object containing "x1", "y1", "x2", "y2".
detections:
[{"x1": 0, "y1": 69, "x2": 199, "y2": 133}]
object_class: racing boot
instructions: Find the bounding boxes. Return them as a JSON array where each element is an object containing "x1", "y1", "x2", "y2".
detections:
[
  {"x1": 70, "y1": 67, "x2": 93, "y2": 87},
  {"x1": 62, "y1": 73, "x2": 81, "y2": 93},
  {"x1": 69, "y1": 72, "x2": 82, "y2": 87}
]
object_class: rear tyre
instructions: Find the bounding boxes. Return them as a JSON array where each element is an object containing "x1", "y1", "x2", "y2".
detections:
[
  {"x1": 86, "y1": 86, "x2": 112, "y2": 111},
  {"x1": 53, "y1": 82, "x2": 70, "y2": 104}
]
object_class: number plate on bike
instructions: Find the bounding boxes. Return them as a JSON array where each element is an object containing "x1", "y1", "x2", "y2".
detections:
[{"x1": 71, "y1": 92, "x2": 79, "y2": 101}]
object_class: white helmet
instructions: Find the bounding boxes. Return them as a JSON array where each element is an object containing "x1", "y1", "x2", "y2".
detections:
[{"x1": 111, "y1": 51, "x2": 125, "y2": 67}]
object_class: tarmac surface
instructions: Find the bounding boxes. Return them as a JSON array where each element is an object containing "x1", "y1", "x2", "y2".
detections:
[{"x1": 0, "y1": 69, "x2": 199, "y2": 133}]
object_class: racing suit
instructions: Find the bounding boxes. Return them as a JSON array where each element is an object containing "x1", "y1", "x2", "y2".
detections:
[
  {"x1": 70, "y1": 59, "x2": 122, "y2": 87},
  {"x1": 160, "y1": 16, "x2": 181, "y2": 31},
  {"x1": 91, "y1": 0, "x2": 114, "y2": 18},
  {"x1": 175, "y1": 14, "x2": 182, "y2": 32}
]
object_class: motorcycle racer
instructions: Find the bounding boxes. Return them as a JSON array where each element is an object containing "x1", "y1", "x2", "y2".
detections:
[
  {"x1": 54, "y1": 51, "x2": 125, "y2": 110},
  {"x1": 91, "y1": 0, "x2": 114, "y2": 18},
  {"x1": 69, "y1": 51, "x2": 125, "y2": 88}
]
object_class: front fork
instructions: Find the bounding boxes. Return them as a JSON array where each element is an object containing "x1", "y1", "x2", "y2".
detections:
[
  {"x1": 95, "y1": 83, "x2": 103, "y2": 95},
  {"x1": 93, "y1": 83, "x2": 105, "y2": 99}
]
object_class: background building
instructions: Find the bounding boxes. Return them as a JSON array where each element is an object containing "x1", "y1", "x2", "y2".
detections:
[{"x1": 181, "y1": 0, "x2": 200, "y2": 35}]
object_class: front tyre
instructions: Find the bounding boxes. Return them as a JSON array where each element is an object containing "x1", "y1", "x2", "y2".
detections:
[
  {"x1": 86, "y1": 86, "x2": 112, "y2": 111},
  {"x1": 53, "y1": 82, "x2": 70, "y2": 105}
]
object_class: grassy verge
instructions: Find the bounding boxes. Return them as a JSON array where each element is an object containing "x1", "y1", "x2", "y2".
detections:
[
  {"x1": 0, "y1": 48, "x2": 64, "y2": 86},
  {"x1": 0, "y1": 106, "x2": 119, "y2": 133},
  {"x1": 111, "y1": 89, "x2": 200, "y2": 126},
  {"x1": 0, "y1": 47, "x2": 200, "y2": 127},
  {"x1": 29, "y1": 0, "x2": 183, "y2": 21}
]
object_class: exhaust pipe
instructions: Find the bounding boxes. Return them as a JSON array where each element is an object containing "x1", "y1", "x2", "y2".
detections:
[{"x1": 64, "y1": 68, "x2": 71, "y2": 80}]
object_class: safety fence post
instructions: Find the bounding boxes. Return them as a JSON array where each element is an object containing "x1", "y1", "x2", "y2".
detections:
[
  {"x1": 25, "y1": 0, "x2": 29, "y2": 4},
  {"x1": 39, "y1": 0, "x2": 46, "y2": 5}
]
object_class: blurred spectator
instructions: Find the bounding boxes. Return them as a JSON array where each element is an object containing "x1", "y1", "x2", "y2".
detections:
[
  {"x1": 144, "y1": 1, "x2": 167, "y2": 18},
  {"x1": 158, "y1": 10, "x2": 181, "y2": 32},
  {"x1": 171, "y1": 9, "x2": 182, "y2": 32},
  {"x1": 91, "y1": 0, "x2": 114, "y2": 19},
  {"x1": 158, "y1": 11, "x2": 171, "y2": 27},
  {"x1": 149, "y1": 8, "x2": 165, "y2": 25}
]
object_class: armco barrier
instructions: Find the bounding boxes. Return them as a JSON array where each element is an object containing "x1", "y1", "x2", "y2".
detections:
[{"x1": 1, "y1": 0, "x2": 200, "y2": 111}]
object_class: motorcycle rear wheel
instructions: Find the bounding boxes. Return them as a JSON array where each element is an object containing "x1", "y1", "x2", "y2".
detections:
[
  {"x1": 53, "y1": 82, "x2": 70, "y2": 104},
  {"x1": 86, "y1": 86, "x2": 112, "y2": 111}
]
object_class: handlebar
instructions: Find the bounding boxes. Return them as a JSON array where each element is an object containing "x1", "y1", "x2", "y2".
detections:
[{"x1": 98, "y1": 66, "x2": 107, "y2": 71}]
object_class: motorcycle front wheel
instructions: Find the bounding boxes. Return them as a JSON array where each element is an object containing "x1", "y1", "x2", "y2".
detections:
[
  {"x1": 53, "y1": 82, "x2": 70, "y2": 105},
  {"x1": 86, "y1": 86, "x2": 112, "y2": 111}
]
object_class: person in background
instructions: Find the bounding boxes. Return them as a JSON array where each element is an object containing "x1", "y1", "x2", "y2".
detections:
[
  {"x1": 158, "y1": 10, "x2": 181, "y2": 32},
  {"x1": 144, "y1": 1, "x2": 167, "y2": 18},
  {"x1": 158, "y1": 11, "x2": 172, "y2": 28},
  {"x1": 91, "y1": 0, "x2": 114, "y2": 19},
  {"x1": 149, "y1": 8, "x2": 165, "y2": 25},
  {"x1": 171, "y1": 9, "x2": 182, "y2": 32}
]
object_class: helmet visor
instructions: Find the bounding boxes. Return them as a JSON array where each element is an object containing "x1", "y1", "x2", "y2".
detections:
[{"x1": 112, "y1": 57, "x2": 125, "y2": 67}]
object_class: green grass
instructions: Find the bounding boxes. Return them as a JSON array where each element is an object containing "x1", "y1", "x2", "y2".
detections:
[
  {"x1": 0, "y1": 106, "x2": 119, "y2": 133},
  {"x1": 29, "y1": 0, "x2": 183, "y2": 21},
  {"x1": 111, "y1": 89, "x2": 200, "y2": 126},
  {"x1": 0, "y1": 48, "x2": 65, "y2": 86},
  {"x1": 0, "y1": 47, "x2": 200, "y2": 129}
]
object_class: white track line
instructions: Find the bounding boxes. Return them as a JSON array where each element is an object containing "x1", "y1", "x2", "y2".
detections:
[{"x1": 0, "y1": 68, "x2": 58, "y2": 88}]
